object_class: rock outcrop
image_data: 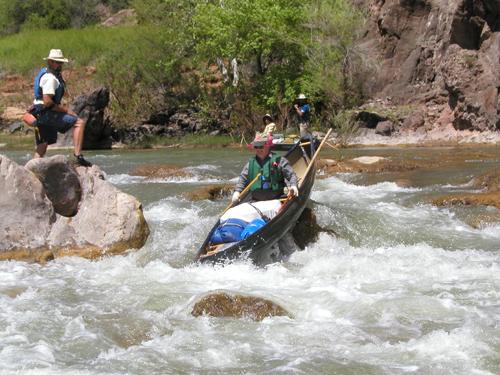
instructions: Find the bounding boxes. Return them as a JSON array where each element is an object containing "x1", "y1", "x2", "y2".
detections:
[
  {"x1": 0, "y1": 155, "x2": 149, "y2": 262},
  {"x1": 191, "y1": 291, "x2": 291, "y2": 321},
  {"x1": 358, "y1": 0, "x2": 500, "y2": 134},
  {"x1": 54, "y1": 87, "x2": 112, "y2": 150}
]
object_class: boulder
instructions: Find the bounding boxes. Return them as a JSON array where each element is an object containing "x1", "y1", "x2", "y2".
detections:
[
  {"x1": 75, "y1": 87, "x2": 113, "y2": 149},
  {"x1": 51, "y1": 87, "x2": 112, "y2": 150},
  {"x1": 375, "y1": 120, "x2": 395, "y2": 136},
  {"x1": 191, "y1": 292, "x2": 291, "y2": 321},
  {"x1": 0, "y1": 155, "x2": 149, "y2": 262},
  {"x1": 25, "y1": 155, "x2": 81, "y2": 217},
  {"x1": 0, "y1": 155, "x2": 56, "y2": 260}
]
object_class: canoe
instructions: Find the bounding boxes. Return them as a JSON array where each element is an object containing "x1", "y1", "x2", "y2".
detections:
[{"x1": 195, "y1": 140, "x2": 318, "y2": 266}]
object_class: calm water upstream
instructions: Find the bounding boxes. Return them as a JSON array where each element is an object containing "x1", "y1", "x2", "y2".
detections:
[{"x1": 1, "y1": 146, "x2": 499, "y2": 375}]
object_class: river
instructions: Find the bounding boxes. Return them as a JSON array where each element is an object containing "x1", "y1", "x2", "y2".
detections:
[{"x1": 0, "y1": 146, "x2": 499, "y2": 375}]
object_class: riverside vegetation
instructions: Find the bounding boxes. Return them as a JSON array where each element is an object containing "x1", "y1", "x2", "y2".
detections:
[{"x1": 0, "y1": 0, "x2": 365, "y2": 143}]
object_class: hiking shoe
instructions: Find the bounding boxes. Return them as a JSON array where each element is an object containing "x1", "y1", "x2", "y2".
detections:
[{"x1": 73, "y1": 154, "x2": 92, "y2": 167}]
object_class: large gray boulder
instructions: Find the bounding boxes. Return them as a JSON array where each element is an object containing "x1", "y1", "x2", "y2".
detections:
[
  {"x1": 0, "y1": 156, "x2": 55, "y2": 261},
  {"x1": 0, "y1": 154, "x2": 149, "y2": 262}
]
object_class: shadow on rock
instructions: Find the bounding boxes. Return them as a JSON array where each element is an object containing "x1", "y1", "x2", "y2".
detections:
[{"x1": 191, "y1": 291, "x2": 291, "y2": 321}]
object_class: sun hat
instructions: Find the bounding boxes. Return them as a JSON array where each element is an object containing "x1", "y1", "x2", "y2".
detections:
[
  {"x1": 43, "y1": 49, "x2": 69, "y2": 63},
  {"x1": 250, "y1": 133, "x2": 272, "y2": 148},
  {"x1": 263, "y1": 113, "x2": 273, "y2": 121},
  {"x1": 297, "y1": 93, "x2": 307, "y2": 100}
]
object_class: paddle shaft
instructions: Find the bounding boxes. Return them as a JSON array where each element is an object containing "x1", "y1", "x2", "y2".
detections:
[
  {"x1": 299, "y1": 128, "x2": 333, "y2": 188},
  {"x1": 221, "y1": 172, "x2": 262, "y2": 215}
]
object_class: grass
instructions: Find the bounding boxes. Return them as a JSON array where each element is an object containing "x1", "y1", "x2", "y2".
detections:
[{"x1": 0, "y1": 25, "x2": 161, "y2": 75}]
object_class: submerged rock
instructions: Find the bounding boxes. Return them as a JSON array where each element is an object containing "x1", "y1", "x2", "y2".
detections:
[
  {"x1": 130, "y1": 164, "x2": 191, "y2": 179},
  {"x1": 318, "y1": 156, "x2": 424, "y2": 175},
  {"x1": 185, "y1": 183, "x2": 233, "y2": 201},
  {"x1": 191, "y1": 292, "x2": 291, "y2": 321},
  {"x1": 433, "y1": 167, "x2": 500, "y2": 210},
  {"x1": 0, "y1": 154, "x2": 149, "y2": 262}
]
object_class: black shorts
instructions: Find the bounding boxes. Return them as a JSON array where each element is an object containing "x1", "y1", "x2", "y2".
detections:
[{"x1": 33, "y1": 108, "x2": 77, "y2": 145}]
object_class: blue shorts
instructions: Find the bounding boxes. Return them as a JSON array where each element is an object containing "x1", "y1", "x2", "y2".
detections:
[{"x1": 35, "y1": 109, "x2": 78, "y2": 145}]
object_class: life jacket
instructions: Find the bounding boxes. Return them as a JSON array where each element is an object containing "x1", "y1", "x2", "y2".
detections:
[
  {"x1": 34, "y1": 68, "x2": 65, "y2": 104},
  {"x1": 248, "y1": 153, "x2": 284, "y2": 193}
]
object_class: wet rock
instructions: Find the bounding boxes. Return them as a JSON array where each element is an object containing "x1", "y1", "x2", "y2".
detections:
[
  {"x1": 433, "y1": 167, "x2": 500, "y2": 209},
  {"x1": 0, "y1": 155, "x2": 149, "y2": 262},
  {"x1": 292, "y1": 207, "x2": 321, "y2": 249},
  {"x1": 352, "y1": 156, "x2": 388, "y2": 164},
  {"x1": 433, "y1": 191, "x2": 500, "y2": 209},
  {"x1": 395, "y1": 179, "x2": 413, "y2": 188},
  {"x1": 25, "y1": 155, "x2": 81, "y2": 217},
  {"x1": 319, "y1": 156, "x2": 423, "y2": 175},
  {"x1": 191, "y1": 292, "x2": 291, "y2": 321},
  {"x1": 185, "y1": 184, "x2": 233, "y2": 201},
  {"x1": 130, "y1": 164, "x2": 191, "y2": 179}
]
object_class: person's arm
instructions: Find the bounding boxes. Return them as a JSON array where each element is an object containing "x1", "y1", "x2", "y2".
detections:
[
  {"x1": 234, "y1": 162, "x2": 250, "y2": 193},
  {"x1": 294, "y1": 104, "x2": 302, "y2": 117},
  {"x1": 232, "y1": 162, "x2": 249, "y2": 202},
  {"x1": 279, "y1": 157, "x2": 298, "y2": 187},
  {"x1": 42, "y1": 94, "x2": 77, "y2": 116},
  {"x1": 40, "y1": 75, "x2": 77, "y2": 116}
]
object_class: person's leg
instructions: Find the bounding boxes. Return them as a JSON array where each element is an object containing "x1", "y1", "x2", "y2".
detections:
[
  {"x1": 299, "y1": 123, "x2": 308, "y2": 138},
  {"x1": 34, "y1": 142, "x2": 48, "y2": 158},
  {"x1": 72, "y1": 117, "x2": 86, "y2": 156}
]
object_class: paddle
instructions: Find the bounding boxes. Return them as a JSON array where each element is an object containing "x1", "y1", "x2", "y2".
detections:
[
  {"x1": 221, "y1": 172, "x2": 262, "y2": 216},
  {"x1": 299, "y1": 128, "x2": 333, "y2": 189}
]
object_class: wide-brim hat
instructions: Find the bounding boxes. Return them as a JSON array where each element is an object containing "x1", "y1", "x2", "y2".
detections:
[
  {"x1": 43, "y1": 49, "x2": 69, "y2": 63},
  {"x1": 250, "y1": 133, "x2": 272, "y2": 148},
  {"x1": 297, "y1": 93, "x2": 307, "y2": 100}
]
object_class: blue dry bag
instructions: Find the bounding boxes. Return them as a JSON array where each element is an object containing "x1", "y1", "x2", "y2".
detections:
[
  {"x1": 240, "y1": 218, "x2": 267, "y2": 240},
  {"x1": 210, "y1": 218, "x2": 248, "y2": 244}
]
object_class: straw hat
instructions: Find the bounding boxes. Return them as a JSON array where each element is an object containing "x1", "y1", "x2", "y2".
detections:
[{"x1": 43, "y1": 49, "x2": 69, "y2": 63}]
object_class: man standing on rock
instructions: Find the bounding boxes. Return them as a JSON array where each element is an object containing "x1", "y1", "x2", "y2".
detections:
[
  {"x1": 23, "y1": 49, "x2": 91, "y2": 166},
  {"x1": 294, "y1": 93, "x2": 312, "y2": 139}
]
